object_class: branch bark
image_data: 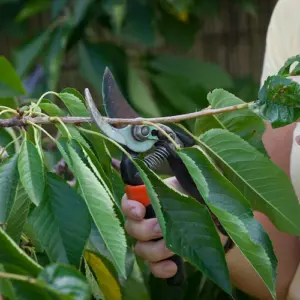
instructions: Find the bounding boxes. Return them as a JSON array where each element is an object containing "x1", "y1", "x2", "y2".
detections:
[{"x1": 0, "y1": 103, "x2": 251, "y2": 128}]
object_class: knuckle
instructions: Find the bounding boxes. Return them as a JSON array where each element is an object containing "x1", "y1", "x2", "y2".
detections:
[
  {"x1": 149, "y1": 261, "x2": 177, "y2": 278},
  {"x1": 134, "y1": 241, "x2": 149, "y2": 259},
  {"x1": 125, "y1": 220, "x2": 150, "y2": 241},
  {"x1": 157, "y1": 241, "x2": 173, "y2": 259}
]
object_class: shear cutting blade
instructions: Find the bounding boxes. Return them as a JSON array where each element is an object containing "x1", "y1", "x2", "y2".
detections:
[{"x1": 102, "y1": 68, "x2": 139, "y2": 119}]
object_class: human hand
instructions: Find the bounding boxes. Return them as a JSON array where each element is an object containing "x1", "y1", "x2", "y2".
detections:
[{"x1": 122, "y1": 177, "x2": 185, "y2": 279}]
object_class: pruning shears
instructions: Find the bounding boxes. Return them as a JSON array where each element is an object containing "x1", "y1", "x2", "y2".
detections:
[{"x1": 84, "y1": 68, "x2": 233, "y2": 286}]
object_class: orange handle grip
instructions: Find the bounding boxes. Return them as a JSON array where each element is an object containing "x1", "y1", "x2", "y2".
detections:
[{"x1": 125, "y1": 185, "x2": 150, "y2": 206}]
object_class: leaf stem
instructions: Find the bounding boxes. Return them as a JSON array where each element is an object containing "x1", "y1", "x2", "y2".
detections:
[
  {"x1": 143, "y1": 121, "x2": 180, "y2": 149},
  {"x1": 0, "y1": 109, "x2": 18, "y2": 117},
  {"x1": 35, "y1": 91, "x2": 59, "y2": 108},
  {"x1": 26, "y1": 121, "x2": 57, "y2": 144},
  {"x1": 0, "y1": 106, "x2": 17, "y2": 112},
  {"x1": 0, "y1": 135, "x2": 22, "y2": 158},
  {"x1": 50, "y1": 116, "x2": 72, "y2": 139},
  {"x1": 0, "y1": 271, "x2": 37, "y2": 284}
]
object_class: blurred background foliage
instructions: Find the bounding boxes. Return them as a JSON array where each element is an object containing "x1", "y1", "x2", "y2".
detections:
[
  {"x1": 0, "y1": 0, "x2": 278, "y2": 299},
  {"x1": 0, "y1": 0, "x2": 276, "y2": 126}
]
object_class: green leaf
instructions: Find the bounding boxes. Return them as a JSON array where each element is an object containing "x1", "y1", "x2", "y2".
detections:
[
  {"x1": 13, "y1": 30, "x2": 52, "y2": 78},
  {"x1": 58, "y1": 92, "x2": 88, "y2": 117},
  {"x1": 5, "y1": 265, "x2": 90, "y2": 300},
  {"x1": 0, "y1": 56, "x2": 25, "y2": 97},
  {"x1": 38, "y1": 264, "x2": 91, "y2": 300},
  {"x1": 18, "y1": 140, "x2": 45, "y2": 206},
  {"x1": 158, "y1": 9, "x2": 198, "y2": 50},
  {"x1": 111, "y1": 168, "x2": 126, "y2": 207},
  {"x1": 0, "y1": 227, "x2": 42, "y2": 276},
  {"x1": 0, "y1": 264, "x2": 15, "y2": 299},
  {"x1": 2, "y1": 263, "x2": 91, "y2": 300},
  {"x1": 15, "y1": 0, "x2": 50, "y2": 22},
  {"x1": 0, "y1": 129, "x2": 18, "y2": 155},
  {"x1": 67, "y1": 126, "x2": 91, "y2": 149},
  {"x1": 73, "y1": 0, "x2": 94, "y2": 25},
  {"x1": 195, "y1": 89, "x2": 266, "y2": 153},
  {"x1": 121, "y1": 0, "x2": 155, "y2": 47},
  {"x1": 128, "y1": 66, "x2": 161, "y2": 117},
  {"x1": 0, "y1": 97, "x2": 18, "y2": 109},
  {"x1": 28, "y1": 173, "x2": 91, "y2": 268},
  {"x1": 231, "y1": 75, "x2": 259, "y2": 102},
  {"x1": 44, "y1": 23, "x2": 72, "y2": 92},
  {"x1": 150, "y1": 54, "x2": 233, "y2": 90},
  {"x1": 199, "y1": 129, "x2": 300, "y2": 235},
  {"x1": 122, "y1": 258, "x2": 150, "y2": 300},
  {"x1": 80, "y1": 143, "x2": 114, "y2": 200},
  {"x1": 60, "y1": 87, "x2": 85, "y2": 102},
  {"x1": 151, "y1": 74, "x2": 204, "y2": 114},
  {"x1": 51, "y1": 0, "x2": 68, "y2": 19},
  {"x1": 102, "y1": 0, "x2": 126, "y2": 35},
  {"x1": 134, "y1": 161, "x2": 232, "y2": 295},
  {"x1": 5, "y1": 183, "x2": 30, "y2": 244},
  {"x1": 178, "y1": 147, "x2": 277, "y2": 298},
  {"x1": 0, "y1": 154, "x2": 19, "y2": 223},
  {"x1": 78, "y1": 41, "x2": 128, "y2": 95},
  {"x1": 162, "y1": 0, "x2": 194, "y2": 13},
  {"x1": 40, "y1": 99, "x2": 90, "y2": 149},
  {"x1": 278, "y1": 55, "x2": 300, "y2": 76},
  {"x1": 40, "y1": 99, "x2": 64, "y2": 116},
  {"x1": 68, "y1": 144, "x2": 127, "y2": 278},
  {"x1": 81, "y1": 131, "x2": 112, "y2": 176},
  {"x1": 253, "y1": 75, "x2": 300, "y2": 127}
]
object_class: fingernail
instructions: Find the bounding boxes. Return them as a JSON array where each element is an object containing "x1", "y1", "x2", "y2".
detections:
[
  {"x1": 153, "y1": 222, "x2": 161, "y2": 234},
  {"x1": 130, "y1": 206, "x2": 142, "y2": 219}
]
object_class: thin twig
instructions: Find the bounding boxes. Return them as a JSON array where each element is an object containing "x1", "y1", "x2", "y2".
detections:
[
  {"x1": 26, "y1": 121, "x2": 57, "y2": 143},
  {"x1": 0, "y1": 102, "x2": 251, "y2": 128},
  {"x1": 0, "y1": 271, "x2": 37, "y2": 284}
]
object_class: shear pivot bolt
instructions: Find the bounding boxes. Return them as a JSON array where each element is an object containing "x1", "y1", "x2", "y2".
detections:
[
  {"x1": 133, "y1": 125, "x2": 150, "y2": 141},
  {"x1": 141, "y1": 126, "x2": 150, "y2": 136}
]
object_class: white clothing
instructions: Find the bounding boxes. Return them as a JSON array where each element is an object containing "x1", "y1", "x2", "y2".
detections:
[{"x1": 261, "y1": 1, "x2": 300, "y2": 299}]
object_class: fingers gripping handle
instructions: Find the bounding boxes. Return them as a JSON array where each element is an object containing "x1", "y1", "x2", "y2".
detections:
[{"x1": 125, "y1": 185, "x2": 185, "y2": 286}]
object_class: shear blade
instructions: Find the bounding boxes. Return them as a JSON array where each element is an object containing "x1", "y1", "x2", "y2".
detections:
[
  {"x1": 102, "y1": 68, "x2": 139, "y2": 120},
  {"x1": 84, "y1": 87, "x2": 157, "y2": 153}
]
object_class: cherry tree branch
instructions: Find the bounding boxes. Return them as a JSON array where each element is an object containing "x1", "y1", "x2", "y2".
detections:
[{"x1": 0, "y1": 102, "x2": 252, "y2": 128}]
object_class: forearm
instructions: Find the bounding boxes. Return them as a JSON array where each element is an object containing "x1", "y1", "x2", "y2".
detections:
[{"x1": 223, "y1": 212, "x2": 300, "y2": 300}]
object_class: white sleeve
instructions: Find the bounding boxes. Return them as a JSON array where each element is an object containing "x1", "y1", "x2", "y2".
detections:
[
  {"x1": 260, "y1": 0, "x2": 300, "y2": 202},
  {"x1": 262, "y1": 4, "x2": 300, "y2": 298},
  {"x1": 260, "y1": 0, "x2": 300, "y2": 86}
]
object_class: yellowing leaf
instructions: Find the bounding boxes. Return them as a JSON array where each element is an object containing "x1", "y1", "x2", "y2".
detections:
[
  {"x1": 84, "y1": 251, "x2": 121, "y2": 300},
  {"x1": 177, "y1": 11, "x2": 188, "y2": 22}
]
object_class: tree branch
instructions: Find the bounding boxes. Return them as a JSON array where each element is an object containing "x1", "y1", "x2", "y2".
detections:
[{"x1": 0, "y1": 102, "x2": 251, "y2": 128}]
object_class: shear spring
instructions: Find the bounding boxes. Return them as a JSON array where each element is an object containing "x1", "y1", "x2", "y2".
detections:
[{"x1": 144, "y1": 145, "x2": 170, "y2": 170}]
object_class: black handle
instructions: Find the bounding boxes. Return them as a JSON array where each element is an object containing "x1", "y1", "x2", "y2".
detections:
[
  {"x1": 145, "y1": 205, "x2": 185, "y2": 286},
  {"x1": 121, "y1": 149, "x2": 186, "y2": 286}
]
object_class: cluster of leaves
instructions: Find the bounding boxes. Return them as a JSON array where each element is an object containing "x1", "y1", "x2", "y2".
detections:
[
  {"x1": 252, "y1": 55, "x2": 300, "y2": 127},
  {"x1": 1, "y1": 53, "x2": 300, "y2": 300},
  {"x1": 1, "y1": 0, "x2": 258, "y2": 127}
]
